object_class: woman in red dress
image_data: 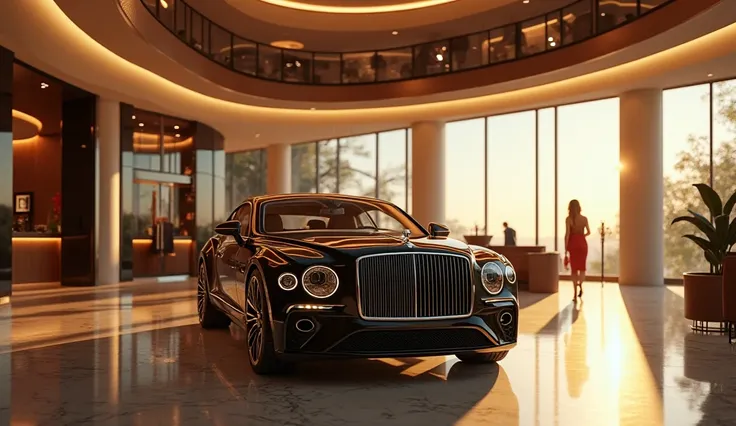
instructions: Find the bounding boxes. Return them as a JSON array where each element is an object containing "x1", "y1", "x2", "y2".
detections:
[{"x1": 564, "y1": 199, "x2": 590, "y2": 301}]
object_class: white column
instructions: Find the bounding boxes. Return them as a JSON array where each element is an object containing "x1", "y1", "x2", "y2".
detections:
[
  {"x1": 411, "y1": 121, "x2": 445, "y2": 228},
  {"x1": 619, "y1": 89, "x2": 664, "y2": 286},
  {"x1": 266, "y1": 143, "x2": 291, "y2": 194},
  {"x1": 97, "y1": 98, "x2": 120, "y2": 285}
]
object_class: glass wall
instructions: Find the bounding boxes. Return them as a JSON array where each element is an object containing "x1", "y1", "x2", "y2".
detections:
[
  {"x1": 225, "y1": 149, "x2": 266, "y2": 212},
  {"x1": 445, "y1": 118, "x2": 485, "y2": 238},
  {"x1": 487, "y1": 111, "x2": 536, "y2": 246},
  {"x1": 557, "y1": 99, "x2": 620, "y2": 276}
]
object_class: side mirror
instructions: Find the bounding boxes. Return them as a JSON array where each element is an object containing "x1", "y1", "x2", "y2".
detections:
[
  {"x1": 215, "y1": 220, "x2": 246, "y2": 245},
  {"x1": 428, "y1": 222, "x2": 450, "y2": 238}
]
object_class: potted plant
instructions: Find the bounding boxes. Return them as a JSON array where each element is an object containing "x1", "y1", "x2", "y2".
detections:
[{"x1": 671, "y1": 183, "x2": 736, "y2": 324}]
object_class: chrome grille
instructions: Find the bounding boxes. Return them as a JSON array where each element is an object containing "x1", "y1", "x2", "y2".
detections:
[{"x1": 357, "y1": 253, "x2": 473, "y2": 320}]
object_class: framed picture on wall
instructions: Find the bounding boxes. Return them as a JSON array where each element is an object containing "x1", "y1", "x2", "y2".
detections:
[{"x1": 14, "y1": 192, "x2": 33, "y2": 214}]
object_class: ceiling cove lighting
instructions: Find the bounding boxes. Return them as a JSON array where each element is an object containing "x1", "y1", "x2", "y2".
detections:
[
  {"x1": 270, "y1": 40, "x2": 304, "y2": 50},
  {"x1": 258, "y1": 0, "x2": 458, "y2": 14}
]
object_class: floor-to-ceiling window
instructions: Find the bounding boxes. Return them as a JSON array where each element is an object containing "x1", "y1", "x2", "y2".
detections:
[
  {"x1": 338, "y1": 134, "x2": 377, "y2": 197},
  {"x1": 712, "y1": 80, "x2": 736, "y2": 214},
  {"x1": 291, "y1": 142, "x2": 317, "y2": 193},
  {"x1": 225, "y1": 149, "x2": 266, "y2": 212},
  {"x1": 318, "y1": 139, "x2": 338, "y2": 193},
  {"x1": 538, "y1": 108, "x2": 557, "y2": 250},
  {"x1": 445, "y1": 118, "x2": 485, "y2": 238},
  {"x1": 377, "y1": 129, "x2": 408, "y2": 210},
  {"x1": 487, "y1": 111, "x2": 536, "y2": 246},
  {"x1": 557, "y1": 98, "x2": 620, "y2": 277},
  {"x1": 662, "y1": 84, "x2": 711, "y2": 278}
]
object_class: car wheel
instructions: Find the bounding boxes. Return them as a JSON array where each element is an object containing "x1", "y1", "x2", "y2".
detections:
[
  {"x1": 197, "y1": 261, "x2": 231, "y2": 329},
  {"x1": 456, "y1": 351, "x2": 509, "y2": 363},
  {"x1": 245, "y1": 270, "x2": 289, "y2": 375}
]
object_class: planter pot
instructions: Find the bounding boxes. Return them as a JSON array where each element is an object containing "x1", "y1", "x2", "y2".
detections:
[
  {"x1": 683, "y1": 272, "x2": 724, "y2": 322},
  {"x1": 464, "y1": 235, "x2": 492, "y2": 246}
]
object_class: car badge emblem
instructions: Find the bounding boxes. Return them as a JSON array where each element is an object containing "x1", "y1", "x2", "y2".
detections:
[{"x1": 402, "y1": 229, "x2": 412, "y2": 247}]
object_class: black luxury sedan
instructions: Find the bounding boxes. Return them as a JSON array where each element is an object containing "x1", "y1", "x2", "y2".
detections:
[{"x1": 197, "y1": 193, "x2": 519, "y2": 374}]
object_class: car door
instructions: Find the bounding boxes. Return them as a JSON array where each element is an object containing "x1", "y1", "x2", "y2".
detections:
[
  {"x1": 232, "y1": 203, "x2": 254, "y2": 310},
  {"x1": 215, "y1": 205, "x2": 250, "y2": 309}
]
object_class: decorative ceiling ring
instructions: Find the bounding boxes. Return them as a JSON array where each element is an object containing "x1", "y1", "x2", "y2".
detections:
[{"x1": 257, "y1": 0, "x2": 459, "y2": 14}]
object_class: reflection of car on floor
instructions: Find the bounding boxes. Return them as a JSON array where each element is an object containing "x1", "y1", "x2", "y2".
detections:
[{"x1": 197, "y1": 193, "x2": 519, "y2": 374}]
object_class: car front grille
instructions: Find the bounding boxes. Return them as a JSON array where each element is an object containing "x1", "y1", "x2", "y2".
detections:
[{"x1": 357, "y1": 253, "x2": 473, "y2": 320}]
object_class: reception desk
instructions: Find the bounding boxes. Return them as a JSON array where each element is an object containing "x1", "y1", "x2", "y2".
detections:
[
  {"x1": 132, "y1": 237, "x2": 194, "y2": 278},
  {"x1": 489, "y1": 245, "x2": 546, "y2": 289},
  {"x1": 12, "y1": 233, "x2": 61, "y2": 284}
]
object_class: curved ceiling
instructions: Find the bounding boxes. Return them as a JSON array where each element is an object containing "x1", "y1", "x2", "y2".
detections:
[
  {"x1": 193, "y1": 0, "x2": 564, "y2": 51},
  {"x1": 2, "y1": 0, "x2": 736, "y2": 153}
]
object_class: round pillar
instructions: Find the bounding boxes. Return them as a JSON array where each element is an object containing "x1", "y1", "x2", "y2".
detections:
[
  {"x1": 97, "y1": 98, "x2": 121, "y2": 285},
  {"x1": 619, "y1": 89, "x2": 664, "y2": 286},
  {"x1": 266, "y1": 143, "x2": 291, "y2": 194},
  {"x1": 411, "y1": 121, "x2": 445, "y2": 228}
]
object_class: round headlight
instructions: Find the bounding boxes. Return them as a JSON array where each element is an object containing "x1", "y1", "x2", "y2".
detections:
[
  {"x1": 302, "y1": 266, "x2": 339, "y2": 298},
  {"x1": 278, "y1": 273, "x2": 298, "y2": 291},
  {"x1": 504, "y1": 265, "x2": 517, "y2": 284},
  {"x1": 481, "y1": 262, "x2": 504, "y2": 295}
]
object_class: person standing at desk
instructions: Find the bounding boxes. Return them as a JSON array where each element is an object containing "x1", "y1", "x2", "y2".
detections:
[{"x1": 503, "y1": 222, "x2": 517, "y2": 246}]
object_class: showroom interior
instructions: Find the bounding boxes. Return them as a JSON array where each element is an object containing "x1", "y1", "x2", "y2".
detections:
[{"x1": 1, "y1": 0, "x2": 736, "y2": 424}]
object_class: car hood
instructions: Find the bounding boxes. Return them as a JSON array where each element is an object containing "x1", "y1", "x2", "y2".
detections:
[{"x1": 255, "y1": 233, "x2": 503, "y2": 264}]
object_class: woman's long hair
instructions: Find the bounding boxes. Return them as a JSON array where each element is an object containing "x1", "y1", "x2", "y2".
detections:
[{"x1": 568, "y1": 199, "x2": 582, "y2": 220}]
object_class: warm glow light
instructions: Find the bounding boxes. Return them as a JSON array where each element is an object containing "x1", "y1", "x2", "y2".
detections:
[
  {"x1": 132, "y1": 115, "x2": 136, "y2": 119},
  {"x1": 617, "y1": 161, "x2": 624, "y2": 171},
  {"x1": 138, "y1": 123, "x2": 144, "y2": 127},
  {"x1": 132, "y1": 239, "x2": 193, "y2": 245},
  {"x1": 270, "y1": 40, "x2": 304, "y2": 50},
  {"x1": 133, "y1": 132, "x2": 193, "y2": 151},
  {"x1": 392, "y1": 31, "x2": 399, "y2": 35},
  {"x1": 12, "y1": 109, "x2": 43, "y2": 133},
  {"x1": 435, "y1": 54, "x2": 444, "y2": 61},
  {"x1": 258, "y1": 0, "x2": 458, "y2": 14},
  {"x1": 159, "y1": 0, "x2": 169, "y2": 9},
  {"x1": 174, "y1": 125, "x2": 179, "y2": 129},
  {"x1": 175, "y1": 133, "x2": 180, "y2": 137},
  {"x1": 12, "y1": 237, "x2": 62, "y2": 243}
]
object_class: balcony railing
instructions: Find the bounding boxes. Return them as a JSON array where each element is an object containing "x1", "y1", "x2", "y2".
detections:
[{"x1": 139, "y1": 0, "x2": 674, "y2": 85}]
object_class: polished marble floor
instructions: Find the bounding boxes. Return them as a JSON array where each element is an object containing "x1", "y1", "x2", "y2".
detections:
[{"x1": 0, "y1": 279, "x2": 734, "y2": 426}]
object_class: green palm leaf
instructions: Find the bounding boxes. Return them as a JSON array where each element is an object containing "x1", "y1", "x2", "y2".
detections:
[
  {"x1": 671, "y1": 216, "x2": 716, "y2": 242},
  {"x1": 694, "y1": 183, "x2": 723, "y2": 218},
  {"x1": 682, "y1": 234, "x2": 715, "y2": 253}
]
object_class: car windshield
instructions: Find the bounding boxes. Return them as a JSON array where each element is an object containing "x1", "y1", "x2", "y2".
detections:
[{"x1": 259, "y1": 197, "x2": 426, "y2": 237}]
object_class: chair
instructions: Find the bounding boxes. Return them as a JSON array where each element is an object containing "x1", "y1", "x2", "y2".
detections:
[
  {"x1": 307, "y1": 219, "x2": 326, "y2": 230},
  {"x1": 723, "y1": 253, "x2": 736, "y2": 344},
  {"x1": 327, "y1": 216, "x2": 356, "y2": 229},
  {"x1": 264, "y1": 214, "x2": 284, "y2": 233}
]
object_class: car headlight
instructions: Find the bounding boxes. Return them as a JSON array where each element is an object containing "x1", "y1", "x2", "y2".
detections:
[
  {"x1": 504, "y1": 265, "x2": 517, "y2": 284},
  {"x1": 278, "y1": 273, "x2": 298, "y2": 291},
  {"x1": 481, "y1": 262, "x2": 504, "y2": 295},
  {"x1": 302, "y1": 266, "x2": 339, "y2": 298}
]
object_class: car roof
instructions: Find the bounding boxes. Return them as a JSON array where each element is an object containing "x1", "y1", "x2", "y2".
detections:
[{"x1": 248, "y1": 193, "x2": 392, "y2": 205}]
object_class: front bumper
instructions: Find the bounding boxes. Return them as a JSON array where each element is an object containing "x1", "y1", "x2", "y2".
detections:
[{"x1": 272, "y1": 299, "x2": 518, "y2": 358}]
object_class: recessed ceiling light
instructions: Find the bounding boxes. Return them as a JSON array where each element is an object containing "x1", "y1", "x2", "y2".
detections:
[
  {"x1": 600, "y1": 12, "x2": 606, "y2": 16},
  {"x1": 550, "y1": 41, "x2": 557, "y2": 47},
  {"x1": 174, "y1": 125, "x2": 179, "y2": 130},
  {"x1": 708, "y1": 73, "x2": 714, "y2": 77},
  {"x1": 548, "y1": 37, "x2": 553, "y2": 42},
  {"x1": 175, "y1": 133, "x2": 180, "y2": 138},
  {"x1": 132, "y1": 115, "x2": 136, "y2": 119},
  {"x1": 138, "y1": 123, "x2": 144, "y2": 127},
  {"x1": 435, "y1": 53, "x2": 444, "y2": 61},
  {"x1": 40, "y1": 82, "x2": 49, "y2": 89},
  {"x1": 392, "y1": 31, "x2": 398, "y2": 35},
  {"x1": 160, "y1": 0, "x2": 169, "y2": 9},
  {"x1": 270, "y1": 40, "x2": 304, "y2": 50},
  {"x1": 523, "y1": 0, "x2": 529, "y2": 3}
]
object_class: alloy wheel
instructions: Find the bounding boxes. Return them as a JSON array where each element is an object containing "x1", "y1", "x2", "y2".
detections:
[
  {"x1": 246, "y1": 275, "x2": 264, "y2": 364},
  {"x1": 197, "y1": 263, "x2": 207, "y2": 322}
]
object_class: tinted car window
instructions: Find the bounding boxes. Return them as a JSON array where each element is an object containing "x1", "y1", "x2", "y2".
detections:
[
  {"x1": 235, "y1": 203, "x2": 251, "y2": 236},
  {"x1": 260, "y1": 198, "x2": 424, "y2": 237}
]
